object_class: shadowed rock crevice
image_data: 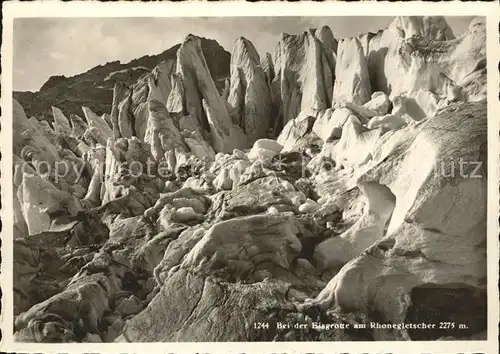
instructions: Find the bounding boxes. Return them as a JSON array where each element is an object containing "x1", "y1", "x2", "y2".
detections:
[{"x1": 404, "y1": 284, "x2": 487, "y2": 340}]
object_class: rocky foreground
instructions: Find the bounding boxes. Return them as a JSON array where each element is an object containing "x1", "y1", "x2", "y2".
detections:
[{"x1": 12, "y1": 16, "x2": 487, "y2": 342}]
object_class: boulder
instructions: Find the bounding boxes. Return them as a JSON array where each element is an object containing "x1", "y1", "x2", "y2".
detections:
[
  {"x1": 174, "y1": 207, "x2": 204, "y2": 223},
  {"x1": 153, "y1": 226, "x2": 208, "y2": 286},
  {"x1": 171, "y1": 197, "x2": 207, "y2": 214},
  {"x1": 363, "y1": 91, "x2": 391, "y2": 116},
  {"x1": 367, "y1": 114, "x2": 407, "y2": 131},
  {"x1": 183, "y1": 214, "x2": 302, "y2": 274},
  {"x1": 248, "y1": 139, "x2": 283, "y2": 161},
  {"x1": 298, "y1": 199, "x2": 321, "y2": 214},
  {"x1": 225, "y1": 176, "x2": 303, "y2": 216},
  {"x1": 14, "y1": 267, "x2": 117, "y2": 342},
  {"x1": 13, "y1": 218, "x2": 109, "y2": 315},
  {"x1": 252, "y1": 138, "x2": 283, "y2": 153},
  {"x1": 148, "y1": 188, "x2": 209, "y2": 220},
  {"x1": 247, "y1": 147, "x2": 278, "y2": 162}
]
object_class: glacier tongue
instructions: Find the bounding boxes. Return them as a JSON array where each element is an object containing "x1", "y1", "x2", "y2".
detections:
[{"x1": 11, "y1": 16, "x2": 488, "y2": 343}]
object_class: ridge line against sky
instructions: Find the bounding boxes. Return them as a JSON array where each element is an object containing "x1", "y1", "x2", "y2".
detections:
[{"x1": 13, "y1": 16, "x2": 474, "y2": 92}]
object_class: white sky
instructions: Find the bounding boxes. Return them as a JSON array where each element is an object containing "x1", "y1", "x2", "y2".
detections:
[{"x1": 13, "y1": 16, "x2": 474, "y2": 92}]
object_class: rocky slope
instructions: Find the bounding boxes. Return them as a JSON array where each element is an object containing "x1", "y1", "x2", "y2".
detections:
[{"x1": 11, "y1": 16, "x2": 488, "y2": 342}]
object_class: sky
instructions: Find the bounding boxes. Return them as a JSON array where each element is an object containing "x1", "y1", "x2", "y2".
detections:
[{"x1": 13, "y1": 16, "x2": 474, "y2": 92}]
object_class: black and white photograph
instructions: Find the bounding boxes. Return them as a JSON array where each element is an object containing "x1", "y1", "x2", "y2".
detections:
[{"x1": 1, "y1": 2, "x2": 499, "y2": 352}]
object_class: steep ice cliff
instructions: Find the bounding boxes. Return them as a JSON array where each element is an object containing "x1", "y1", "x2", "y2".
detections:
[
  {"x1": 272, "y1": 27, "x2": 337, "y2": 131},
  {"x1": 227, "y1": 37, "x2": 274, "y2": 143}
]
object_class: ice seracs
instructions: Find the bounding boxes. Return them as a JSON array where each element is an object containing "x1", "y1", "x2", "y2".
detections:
[
  {"x1": 144, "y1": 76, "x2": 187, "y2": 160},
  {"x1": 366, "y1": 16, "x2": 485, "y2": 118},
  {"x1": 82, "y1": 106, "x2": 114, "y2": 146},
  {"x1": 227, "y1": 37, "x2": 274, "y2": 143},
  {"x1": 272, "y1": 27, "x2": 337, "y2": 131},
  {"x1": 332, "y1": 37, "x2": 371, "y2": 107},
  {"x1": 312, "y1": 107, "x2": 358, "y2": 142},
  {"x1": 51, "y1": 106, "x2": 73, "y2": 136},
  {"x1": 10, "y1": 16, "x2": 489, "y2": 343},
  {"x1": 176, "y1": 35, "x2": 248, "y2": 153}
]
